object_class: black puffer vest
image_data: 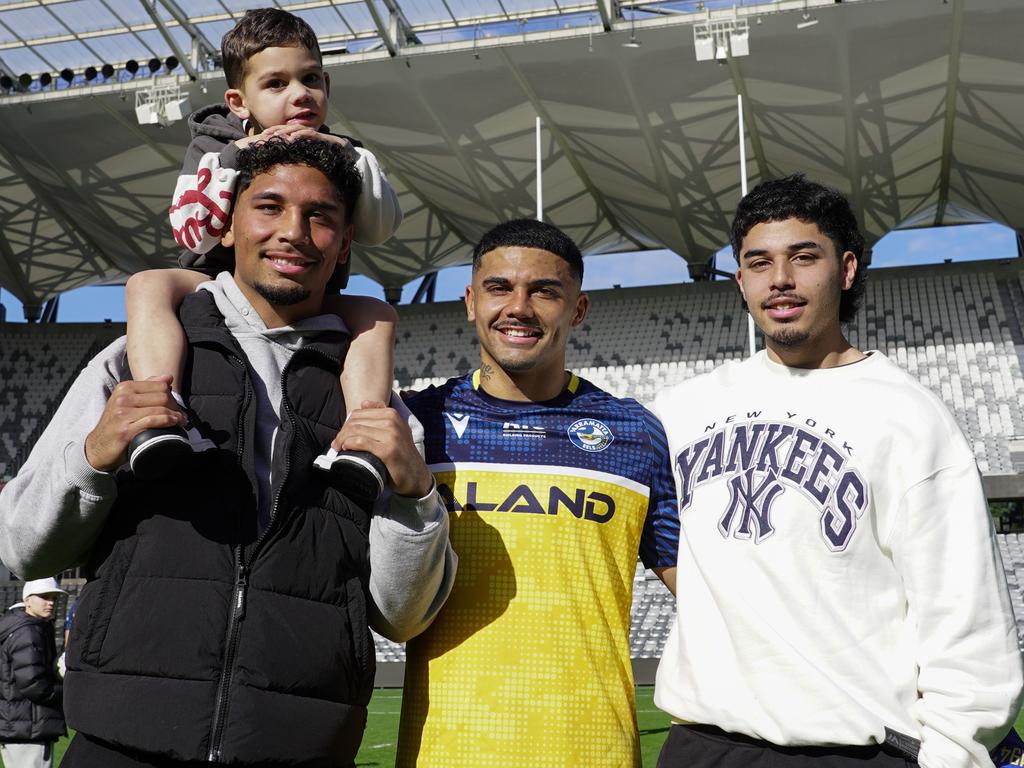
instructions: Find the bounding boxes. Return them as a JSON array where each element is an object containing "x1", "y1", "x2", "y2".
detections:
[
  {"x1": 65, "y1": 292, "x2": 375, "y2": 767},
  {"x1": 0, "y1": 609, "x2": 65, "y2": 743}
]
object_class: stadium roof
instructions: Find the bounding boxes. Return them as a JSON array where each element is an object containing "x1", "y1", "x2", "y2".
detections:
[{"x1": 0, "y1": 0, "x2": 1021, "y2": 317}]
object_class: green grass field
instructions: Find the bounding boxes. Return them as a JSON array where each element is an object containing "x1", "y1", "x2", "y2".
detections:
[
  {"x1": 352, "y1": 686, "x2": 672, "y2": 766},
  {"x1": 19, "y1": 688, "x2": 1024, "y2": 766},
  {"x1": 351, "y1": 689, "x2": 1024, "y2": 767}
]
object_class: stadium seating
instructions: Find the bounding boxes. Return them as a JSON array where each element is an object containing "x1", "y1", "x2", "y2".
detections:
[
  {"x1": 393, "y1": 260, "x2": 1024, "y2": 476},
  {"x1": 0, "y1": 324, "x2": 122, "y2": 481},
  {"x1": 999, "y1": 533, "x2": 1024, "y2": 651},
  {"x1": 3, "y1": 260, "x2": 1024, "y2": 661},
  {"x1": 629, "y1": 561, "x2": 676, "y2": 659},
  {"x1": 4, "y1": 261, "x2": 1024, "y2": 480}
]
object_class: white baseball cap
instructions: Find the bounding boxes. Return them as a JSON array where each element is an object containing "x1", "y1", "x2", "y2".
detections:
[{"x1": 22, "y1": 578, "x2": 66, "y2": 601}]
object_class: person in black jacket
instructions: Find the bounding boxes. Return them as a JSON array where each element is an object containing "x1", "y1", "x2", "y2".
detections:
[
  {"x1": 0, "y1": 138, "x2": 455, "y2": 768},
  {"x1": 0, "y1": 577, "x2": 66, "y2": 768}
]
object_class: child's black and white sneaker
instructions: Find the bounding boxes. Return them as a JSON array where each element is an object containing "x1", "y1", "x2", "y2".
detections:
[
  {"x1": 128, "y1": 426, "x2": 192, "y2": 478},
  {"x1": 128, "y1": 423, "x2": 216, "y2": 478},
  {"x1": 313, "y1": 449, "x2": 389, "y2": 502}
]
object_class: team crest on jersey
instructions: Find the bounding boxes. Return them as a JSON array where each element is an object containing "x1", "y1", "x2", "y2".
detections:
[
  {"x1": 674, "y1": 418, "x2": 869, "y2": 552},
  {"x1": 567, "y1": 419, "x2": 614, "y2": 452}
]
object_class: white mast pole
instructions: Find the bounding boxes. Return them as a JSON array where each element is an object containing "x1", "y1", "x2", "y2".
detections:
[{"x1": 739, "y1": 94, "x2": 756, "y2": 357}]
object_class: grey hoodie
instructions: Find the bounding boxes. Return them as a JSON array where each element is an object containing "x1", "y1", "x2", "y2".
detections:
[{"x1": 0, "y1": 273, "x2": 455, "y2": 642}]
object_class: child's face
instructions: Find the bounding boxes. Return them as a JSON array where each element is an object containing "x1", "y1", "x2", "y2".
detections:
[{"x1": 226, "y1": 45, "x2": 329, "y2": 132}]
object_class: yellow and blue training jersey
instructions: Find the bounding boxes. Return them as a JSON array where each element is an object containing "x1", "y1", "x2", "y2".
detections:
[{"x1": 396, "y1": 371, "x2": 679, "y2": 768}]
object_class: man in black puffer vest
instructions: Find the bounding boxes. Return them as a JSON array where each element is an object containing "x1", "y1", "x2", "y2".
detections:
[
  {"x1": 0, "y1": 578, "x2": 66, "y2": 768},
  {"x1": 0, "y1": 138, "x2": 456, "y2": 768}
]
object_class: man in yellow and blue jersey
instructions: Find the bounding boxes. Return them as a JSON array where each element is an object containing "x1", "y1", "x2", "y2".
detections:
[{"x1": 396, "y1": 219, "x2": 679, "y2": 767}]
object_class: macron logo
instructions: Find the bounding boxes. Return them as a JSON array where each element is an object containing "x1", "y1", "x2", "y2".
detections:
[{"x1": 445, "y1": 412, "x2": 471, "y2": 438}]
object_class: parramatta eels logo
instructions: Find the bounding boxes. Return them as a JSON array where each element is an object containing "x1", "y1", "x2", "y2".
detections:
[
  {"x1": 567, "y1": 418, "x2": 614, "y2": 452},
  {"x1": 674, "y1": 418, "x2": 869, "y2": 552}
]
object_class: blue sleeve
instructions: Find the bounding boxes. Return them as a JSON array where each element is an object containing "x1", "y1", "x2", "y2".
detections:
[{"x1": 638, "y1": 407, "x2": 680, "y2": 570}]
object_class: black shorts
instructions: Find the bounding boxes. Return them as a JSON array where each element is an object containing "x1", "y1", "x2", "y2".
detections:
[{"x1": 657, "y1": 724, "x2": 917, "y2": 768}]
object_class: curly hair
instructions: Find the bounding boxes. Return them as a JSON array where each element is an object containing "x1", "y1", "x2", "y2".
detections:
[
  {"x1": 221, "y1": 8, "x2": 322, "y2": 90},
  {"x1": 472, "y1": 219, "x2": 584, "y2": 284},
  {"x1": 235, "y1": 137, "x2": 361, "y2": 220},
  {"x1": 730, "y1": 174, "x2": 867, "y2": 323}
]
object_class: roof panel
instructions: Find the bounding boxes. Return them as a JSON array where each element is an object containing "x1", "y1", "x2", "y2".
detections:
[
  {"x1": 0, "y1": 20, "x2": 18, "y2": 45},
  {"x1": 22, "y1": 40, "x2": 96, "y2": 71},
  {"x1": 0, "y1": 47, "x2": 47, "y2": 74},
  {"x1": 1, "y1": 7, "x2": 64, "y2": 40},
  {"x1": 333, "y1": 4, "x2": 376, "y2": 37},
  {"x1": 177, "y1": 0, "x2": 229, "y2": 16},
  {"x1": 0, "y1": 0, "x2": 1022, "y2": 308},
  {"x1": 293, "y1": 7, "x2": 350, "y2": 38},
  {"x1": 98, "y1": 1, "x2": 156, "y2": 26},
  {"x1": 53, "y1": 0, "x2": 119, "y2": 35},
  {"x1": 196, "y1": 19, "x2": 235, "y2": 49},
  {"x1": 396, "y1": 0, "x2": 457, "y2": 27},
  {"x1": 221, "y1": 0, "x2": 274, "y2": 15}
]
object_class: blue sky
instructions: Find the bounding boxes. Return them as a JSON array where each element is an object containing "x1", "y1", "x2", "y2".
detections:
[{"x1": 0, "y1": 223, "x2": 1017, "y2": 323}]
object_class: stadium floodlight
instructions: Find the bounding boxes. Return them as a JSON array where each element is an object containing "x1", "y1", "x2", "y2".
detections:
[
  {"x1": 163, "y1": 95, "x2": 191, "y2": 122},
  {"x1": 18, "y1": 73, "x2": 31, "y2": 89},
  {"x1": 693, "y1": 14, "x2": 750, "y2": 62},
  {"x1": 693, "y1": 34, "x2": 714, "y2": 60},
  {"x1": 125, "y1": 59, "x2": 140, "y2": 76},
  {"x1": 729, "y1": 29, "x2": 749, "y2": 57},
  {"x1": 0, "y1": 75, "x2": 11, "y2": 91},
  {"x1": 59, "y1": 68, "x2": 74, "y2": 83},
  {"x1": 135, "y1": 82, "x2": 191, "y2": 127},
  {"x1": 101, "y1": 64, "x2": 114, "y2": 80},
  {"x1": 84, "y1": 66, "x2": 98, "y2": 82},
  {"x1": 165, "y1": 56, "x2": 179, "y2": 72},
  {"x1": 39, "y1": 72, "x2": 52, "y2": 88},
  {"x1": 147, "y1": 58, "x2": 161, "y2": 74}
]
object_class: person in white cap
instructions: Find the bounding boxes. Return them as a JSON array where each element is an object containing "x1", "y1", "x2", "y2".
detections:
[{"x1": 0, "y1": 577, "x2": 66, "y2": 768}]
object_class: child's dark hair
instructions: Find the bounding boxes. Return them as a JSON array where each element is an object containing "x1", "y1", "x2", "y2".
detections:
[
  {"x1": 221, "y1": 8, "x2": 322, "y2": 90},
  {"x1": 235, "y1": 137, "x2": 361, "y2": 219},
  {"x1": 472, "y1": 219, "x2": 585, "y2": 283},
  {"x1": 730, "y1": 173, "x2": 867, "y2": 323}
]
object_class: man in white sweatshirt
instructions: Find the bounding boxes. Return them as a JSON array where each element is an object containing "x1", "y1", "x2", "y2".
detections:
[
  {"x1": 0, "y1": 137, "x2": 455, "y2": 767},
  {"x1": 652, "y1": 173, "x2": 1022, "y2": 768}
]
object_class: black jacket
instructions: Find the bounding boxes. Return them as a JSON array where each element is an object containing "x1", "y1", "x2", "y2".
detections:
[
  {"x1": 0, "y1": 608, "x2": 65, "y2": 743},
  {"x1": 64, "y1": 292, "x2": 375, "y2": 767}
]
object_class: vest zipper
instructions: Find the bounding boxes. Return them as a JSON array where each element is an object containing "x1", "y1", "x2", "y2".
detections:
[
  {"x1": 238, "y1": 347, "x2": 339, "y2": 567},
  {"x1": 207, "y1": 355, "x2": 253, "y2": 763},
  {"x1": 207, "y1": 557, "x2": 247, "y2": 762},
  {"x1": 206, "y1": 349, "x2": 334, "y2": 762}
]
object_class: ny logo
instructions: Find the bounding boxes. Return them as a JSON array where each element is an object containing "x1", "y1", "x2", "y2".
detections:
[{"x1": 718, "y1": 467, "x2": 785, "y2": 544}]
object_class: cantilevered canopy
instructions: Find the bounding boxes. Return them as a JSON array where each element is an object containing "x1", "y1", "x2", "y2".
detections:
[{"x1": 0, "y1": 0, "x2": 1021, "y2": 317}]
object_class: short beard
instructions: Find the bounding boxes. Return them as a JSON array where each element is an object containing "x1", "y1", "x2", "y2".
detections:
[
  {"x1": 495, "y1": 356, "x2": 535, "y2": 373},
  {"x1": 254, "y1": 281, "x2": 311, "y2": 307},
  {"x1": 767, "y1": 327, "x2": 810, "y2": 348}
]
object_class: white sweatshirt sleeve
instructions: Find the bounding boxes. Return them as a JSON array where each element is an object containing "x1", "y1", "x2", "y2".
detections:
[
  {"x1": 367, "y1": 483, "x2": 456, "y2": 642},
  {"x1": 365, "y1": 395, "x2": 456, "y2": 642},
  {"x1": 0, "y1": 341, "x2": 127, "y2": 579},
  {"x1": 890, "y1": 460, "x2": 1024, "y2": 768},
  {"x1": 349, "y1": 147, "x2": 402, "y2": 246}
]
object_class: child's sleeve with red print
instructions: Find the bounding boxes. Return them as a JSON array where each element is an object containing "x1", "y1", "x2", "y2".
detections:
[{"x1": 168, "y1": 135, "x2": 242, "y2": 256}]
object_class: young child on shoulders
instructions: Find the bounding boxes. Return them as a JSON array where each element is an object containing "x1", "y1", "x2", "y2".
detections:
[{"x1": 126, "y1": 7, "x2": 401, "y2": 501}]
